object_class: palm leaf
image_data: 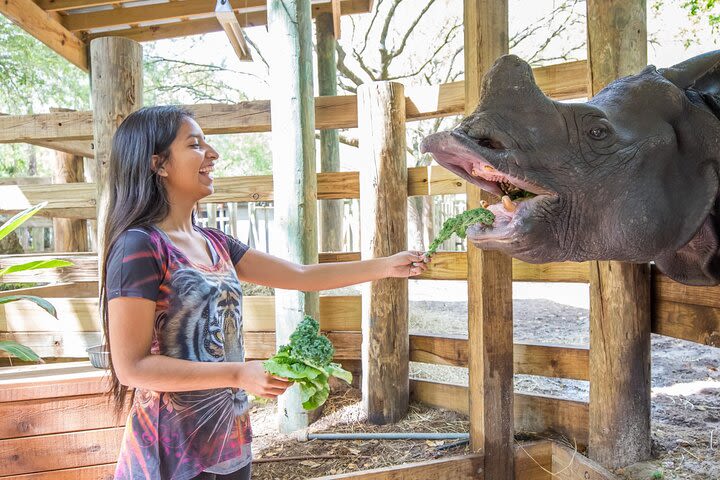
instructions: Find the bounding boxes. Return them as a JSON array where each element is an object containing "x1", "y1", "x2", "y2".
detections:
[
  {"x1": 0, "y1": 202, "x2": 48, "y2": 241},
  {"x1": 0, "y1": 259, "x2": 74, "y2": 277},
  {"x1": 0, "y1": 341, "x2": 42, "y2": 362},
  {"x1": 0, "y1": 295, "x2": 58, "y2": 318}
]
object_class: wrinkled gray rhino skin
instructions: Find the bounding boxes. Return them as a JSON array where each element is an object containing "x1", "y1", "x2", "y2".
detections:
[{"x1": 421, "y1": 51, "x2": 720, "y2": 286}]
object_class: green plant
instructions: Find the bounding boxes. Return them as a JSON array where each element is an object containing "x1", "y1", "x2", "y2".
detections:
[
  {"x1": 263, "y1": 315, "x2": 352, "y2": 410},
  {"x1": 425, "y1": 207, "x2": 495, "y2": 257},
  {"x1": 652, "y1": 471, "x2": 664, "y2": 479},
  {"x1": 0, "y1": 202, "x2": 73, "y2": 362}
]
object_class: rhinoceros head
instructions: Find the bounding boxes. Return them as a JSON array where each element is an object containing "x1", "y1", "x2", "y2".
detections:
[{"x1": 421, "y1": 52, "x2": 720, "y2": 285}]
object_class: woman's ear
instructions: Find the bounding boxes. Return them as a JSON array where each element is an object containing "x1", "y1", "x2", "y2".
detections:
[{"x1": 152, "y1": 154, "x2": 168, "y2": 177}]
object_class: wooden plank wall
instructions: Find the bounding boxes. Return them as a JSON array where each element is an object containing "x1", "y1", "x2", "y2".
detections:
[{"x1": 0, "y1": 362, "x2": 124, "y2": 478}]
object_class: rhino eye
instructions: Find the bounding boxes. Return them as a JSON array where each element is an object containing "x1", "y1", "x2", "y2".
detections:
[{"x1": 588, "y1": 126, "x2": 608, "y2": 140}]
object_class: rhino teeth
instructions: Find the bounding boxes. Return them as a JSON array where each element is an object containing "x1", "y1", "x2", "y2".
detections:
[{"x1": 502, "y1": 195, "x2": 517, "y2": 212}]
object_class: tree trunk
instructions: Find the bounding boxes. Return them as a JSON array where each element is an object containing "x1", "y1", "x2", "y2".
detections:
[
  {"x1": 359, "y1": 81, "x2": 408, "y2": 425},
  {"x1": 267, "y1": 0, "x2": 320, "y2": 433},
  {"x1": 316, "y1": 12, "x2": 343, "y2": 253},
  {"x1": 90, "y1": 37, "x2": 143, "y2": 265}
]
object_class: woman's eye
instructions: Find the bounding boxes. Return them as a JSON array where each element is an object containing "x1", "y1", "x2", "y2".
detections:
[
  {"x1": 191, "y1": 144, "x2": 201, "y2": 148},
  {"x1": 588, "y1": 126, "x2": 608, "y2": 140}
]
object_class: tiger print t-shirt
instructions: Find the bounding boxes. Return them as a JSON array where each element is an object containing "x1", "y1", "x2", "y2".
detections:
[{"x1": 107, "y1": 225, "x2": 252, "y2": 480}]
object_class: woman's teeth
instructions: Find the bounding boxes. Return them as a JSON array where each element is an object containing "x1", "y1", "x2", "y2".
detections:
[{"x1": 199, "y1": 166, "x2": 214, "y2": 175}]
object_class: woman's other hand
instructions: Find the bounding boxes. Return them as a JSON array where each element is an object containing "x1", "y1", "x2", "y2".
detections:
[
  {"x1": 235, "y1": 360, "x2": 292, "y2": 398},
  {"x1": 384, "y1": 251, "x2": 430, "y2": 278}
]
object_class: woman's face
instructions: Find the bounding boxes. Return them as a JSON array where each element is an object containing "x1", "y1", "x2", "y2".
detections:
[{"x1": 156, "y1": 117, "x2": 219, "y2": 202}]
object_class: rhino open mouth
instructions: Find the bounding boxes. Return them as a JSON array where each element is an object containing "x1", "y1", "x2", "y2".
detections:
[{"x1": 420, "y1": 130, "x2": 556, "y2": 243}]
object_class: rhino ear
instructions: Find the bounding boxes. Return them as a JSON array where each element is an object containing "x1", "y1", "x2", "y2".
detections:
[{"x1": 659, "y1": 50, "x2": 720, "y2": 93}]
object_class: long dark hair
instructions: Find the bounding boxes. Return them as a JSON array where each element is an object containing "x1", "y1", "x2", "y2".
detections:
[{"x1": 100, "y1": 105, "x2": 193, "y2": 413}]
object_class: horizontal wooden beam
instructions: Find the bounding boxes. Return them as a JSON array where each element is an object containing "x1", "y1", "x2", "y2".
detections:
[
  {"x1": 80, "y1": 0, "x2": 372, "y2": 40},
  {"x1": 65, "y1": 0, "x2": 249, "y2": 31},
  {"x1": 551, "y1": 442, "x2": 617, "y2": 480},
  {"x1": 7, "y1": 463, "x2": 117, "y2": 480},
  {"x1": 0, "y1": 391, "x2": 127, "y2": 440},
  {"x1": 36, "y1": 0, "x2": 132, "y2": 12},
  {"x1": 0, "y1": 167, "x2": 463, "y2": 217},
  {"x1": 0, "y1": 61, "x2": 587, "y2": 143},
  {"x1": 0, "y1": 0, "x2": 88, "y2": 70},
  {"x1": 0, "y1": 361, "x2": 108, "y2": 402},
  {"x1": 24, "y1": 139, "x2": 94, "y2": 158},
  {"x1": 653, "y1": 300, "x2": 720, "y2": 347},
  {"x1": 411, "y1": 379, "x2": 589, "y2": 448},
  {"x1": 0, "y1": 295, "x2": 361, "y2": 332},
  {"x1": 409, "y1": 334, "x2": 590, "y2": 380},
  {"x1": 653, "y1": 266, "x2": 720, "y2": 309},
  {"x1": 0, "y1": 426, "x2": 123, "y2": 476},
  {"x1": 314, "y1": 454, "x2": 484, "y2": 480},
  {"x1": 0, "y1": 251, "x2": 590, "y2": 288}
]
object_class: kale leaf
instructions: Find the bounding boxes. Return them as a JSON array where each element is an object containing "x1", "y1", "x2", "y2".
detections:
[
  {"x1": 426, "y1": 207, "x2": 495, "y2": 257},
  {"x1": 263, "y1": 315, "x2": 352, "y2": 410}
]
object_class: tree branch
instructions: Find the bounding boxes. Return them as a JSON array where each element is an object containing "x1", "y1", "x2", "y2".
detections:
[
  {"x1": 335, "y1": 43, "x2": 365, "y2": 88},
  {"x1": 389, "y1": 0, "x2": 438, "y2": 60}
]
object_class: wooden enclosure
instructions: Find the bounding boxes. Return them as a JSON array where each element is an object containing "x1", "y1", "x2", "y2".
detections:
[{"x1": 2, "y1": 0, "x2": 720, "y2": 479}]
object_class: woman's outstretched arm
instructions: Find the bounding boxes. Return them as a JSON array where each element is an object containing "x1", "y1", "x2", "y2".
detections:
[{"x1": 234, "y1": 249, "x2": 429, "y2": 291}]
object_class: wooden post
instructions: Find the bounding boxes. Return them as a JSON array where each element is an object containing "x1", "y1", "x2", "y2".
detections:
[
  {"x1": 267, "y1": 0, "x2": 320, "y2": 433},
  {"x1": 52, "y1": 150, "x2": 88, "y2": 252},
  {"x1": 316, "y1": 12, "x2": 343, "y2": 253},
  {"x1": 464, "y1": 1, "x2": 513, "y2": 478},
  {"x1": 358, "y1": 81, "x2": 408, "y2": 424},
  {"x1": 90, "y1": 37, "x2": 143, "y2": 262},
  {"x1": 83, "y1": 158, "x2": 98, "y2": 252},
  {"x1": 587, "y1": 0, "x2": 651, "y2": 468}
]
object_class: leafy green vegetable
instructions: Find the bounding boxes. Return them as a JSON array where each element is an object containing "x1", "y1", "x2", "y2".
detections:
[
  {"x1": 426, "y1": 207, "x2": 495, "y2": 257},
  {"x1": 264, "y1": 315, "x2": 352, "y2": 410}
]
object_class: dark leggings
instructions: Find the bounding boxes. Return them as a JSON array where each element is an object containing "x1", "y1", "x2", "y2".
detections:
[{"x1": 191, "y1": 463, "x2": 251, "y2": 480}]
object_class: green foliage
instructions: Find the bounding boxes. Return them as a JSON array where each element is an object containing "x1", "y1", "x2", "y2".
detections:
[
  {"x1": 0, "y1": 203, "x2": 73, "y2": 362},
  {"x1": 0, "y1": 17, "x2": 90, "y2": 113},
  {"x1": 288, "y1": 315, "x2": 335, "y2": 368},
  {"x1": 684, "y1": 0, "x2": 720, "y2": 30},
  {"x1": 211, "y1": 134, "x2": 272, "y2": 177},
  {"x1": 426, "y1": 207, "x2": 495, "y2": 257},
  {"x1": 652, "y1": 470, "x2": 664, "y2": 479},
  {"x1": 263, "y1": 315, "x2": 352, "y2": 410}
]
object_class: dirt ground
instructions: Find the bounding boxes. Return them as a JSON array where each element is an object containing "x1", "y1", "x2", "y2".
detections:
[{"x1": 249, "y1": 281, "x2": 719, "y2": 480}]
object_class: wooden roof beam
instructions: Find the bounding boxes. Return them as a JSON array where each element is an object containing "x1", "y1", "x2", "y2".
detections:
[
  {"x1": 63, "y1": 0, "x2": 256, "y2": 32},
  {"x1": 73, "y1": 0, "x2": 369, "y2": 36},
  {"x1": 215, "y1": 0, "x2": 252, "y2": 62},
  {"x1": 331, "y1": 0, "x2": 340, "y2": 38},
  {"x1": 35, "y1": 0, "x2": 134, "y2": 12},
  {"x1": 1, "y1": 0, "x2": 88, "y2": 70}
]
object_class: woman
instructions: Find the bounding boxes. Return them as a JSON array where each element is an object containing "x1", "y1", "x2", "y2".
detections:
[{"x1": 102, "y1": 106, "x2": 429, "y2": 480}]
